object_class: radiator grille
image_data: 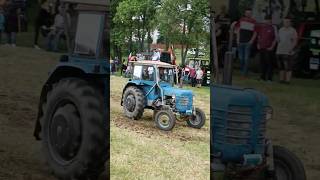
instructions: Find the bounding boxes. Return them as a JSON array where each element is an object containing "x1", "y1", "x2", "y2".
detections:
[
  {"x1": 178, "y1": 97, "x2": 189, "y2": 106},
  {"x1": 226, "y1": 106, "x2": 252, "y2": 145}
]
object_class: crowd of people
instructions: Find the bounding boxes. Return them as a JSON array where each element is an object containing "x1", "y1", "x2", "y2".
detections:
[
  {"x1": 110, "y1": 51, "x2": 206, "y2": 88},
  {"x1": 0, "y1": 0, "x2": 73, "y2": 52},
  {"x1": 216, "y1": 6, "x2": 298, "y2": 84},
  {"x1": 0, "y1": 0, "x2": 26, "y2": 47}
]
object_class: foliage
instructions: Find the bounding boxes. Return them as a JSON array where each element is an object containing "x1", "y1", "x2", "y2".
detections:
[{"x1": 111, "y1": 0, "x2": 210, "y2": 65}]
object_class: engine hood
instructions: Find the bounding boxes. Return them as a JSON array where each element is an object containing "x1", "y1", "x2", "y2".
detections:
[{"x1": 161, "y1": 86, "x2": 193, "y2": 97}]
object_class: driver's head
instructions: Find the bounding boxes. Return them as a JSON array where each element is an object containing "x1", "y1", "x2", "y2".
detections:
[{"x1": 159, "y1": 67, "x2": 164, "y2": 74}]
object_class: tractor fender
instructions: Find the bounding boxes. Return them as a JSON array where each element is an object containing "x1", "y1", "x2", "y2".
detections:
[
  {"x1": 33, "y1": 64, "x2": 108, "y2": 140},
  {"x1": 120, "y1": 82, "x2": 143, "y2": 106}
]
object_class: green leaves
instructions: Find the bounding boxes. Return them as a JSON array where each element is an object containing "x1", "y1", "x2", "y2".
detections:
[{"x1": 111, "y1": 0, "x2": 210, "y2": 63}]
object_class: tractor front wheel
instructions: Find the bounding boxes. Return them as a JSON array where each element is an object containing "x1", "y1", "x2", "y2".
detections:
[
  {"x1": 154, "y1": 110, "x2": 176, "y2": 131},
  {"x1": 273, "y1": 145, "x2": 306, "y2": 180},
  {"x1": 122, "y1": 86, "x2": 145, "y2": 120},
  {"x1": 187, "y1": 108, "x2": 206, "y2": 129},
  {"x1": 41, "y1": 78, "x2": 107, "y2": 179}
]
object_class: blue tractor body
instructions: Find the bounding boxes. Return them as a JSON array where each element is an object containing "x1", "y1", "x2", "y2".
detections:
[
  {"x1": 211, "y1": 85, "x2": 271, "y2": 166},
  {"x1": 124, "y1": 79, "x2": 194, "y2": 115},
  {"x1": 121, "y1": 61, "x2": 205, "y2": 130}
]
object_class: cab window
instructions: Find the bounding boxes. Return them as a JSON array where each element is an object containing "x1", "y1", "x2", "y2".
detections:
[{"x1": 74, "y1": 13, "x2": 104, "y2": 56}]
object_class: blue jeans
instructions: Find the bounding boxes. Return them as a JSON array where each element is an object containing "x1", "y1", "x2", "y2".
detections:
[
  {"x1": 47, "y1": 29, "x2": 64, "y2": 51},
  {"x1": 238, "y1": 43, "x2": 251, "y2": 75},
  {"x1": 6, "y1": 32, "x2": 16, "y2": 45}
]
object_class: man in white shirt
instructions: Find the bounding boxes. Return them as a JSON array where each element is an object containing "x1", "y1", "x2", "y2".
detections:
[
  {"x1": 276, "y1": 17, "x2": 297, "y2": 84},
  {"x1": 152, "y1": 49, "x2": 161, "y2": 61}
]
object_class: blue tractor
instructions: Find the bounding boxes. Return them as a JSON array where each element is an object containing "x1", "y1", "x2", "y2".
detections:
[
  {"x1": 121, "y1": 61, "x2": 206, "y2": 131},
  {"x1": 33, "y1": 0, "x2": 109, "y2": 179},
  {"x1": 210, "y1": 3, "x2": 306, "y2": 180}
]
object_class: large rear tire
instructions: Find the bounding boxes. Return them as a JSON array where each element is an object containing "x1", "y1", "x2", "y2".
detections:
[
  {"x1": 41, "y1": 78, "x2": 108, "y2": 179},
  {"x1": 122, "y1": 86, "x2": 145, "y2": 120},
  {"x1": 273, "y1": 145, "x2": 306, "y2": 180}
]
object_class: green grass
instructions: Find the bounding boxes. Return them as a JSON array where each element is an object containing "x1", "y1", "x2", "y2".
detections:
[{"x1": 110, "y1": 76, "x2": 210, "y2": 179}]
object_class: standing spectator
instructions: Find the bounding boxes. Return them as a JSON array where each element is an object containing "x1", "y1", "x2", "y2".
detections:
[
  {"x1": 276, "y1": 17, "x2": 297, "y2": 84},
  {"x1": 196, "y1": 68, "x2": 203, "y2": 88},
  {"x1": 178, "y1": 66, "x2": 184, "y2": 88},
  {"x1": 257, "y1": 15, "x2": 277, "y2": 81},
  {"x1": 47, "y1": 5, "x2": 66, "y2": 52},
  {"x1": 152, "y1": 49, "x2": 160, "y2": 61},
  {"x1": 4, "y1": 5, "x2": 19, "y2": 47},
  {"x1": 111, "y1": 60, "x2": 116, "y2": 75},
  {"x1": 121, "y1": 59, "x2": 127, "y2": 76},
  {"x1": 0, "y1": 7, "x2": 4, "y2": 44},
  {"x1": 34, "y1": 0, "x2": 53, "y2": 49},
  {"x1": 183, "y1": 65, "x2": 190, "y2": 83},
  {"x1": 236, "y1": 8, "x2": 257, "y2": 76},
  {"x1": 189, "y1": 66, "x2": 196, "y2": 87},
  {"x1": 125, "y1": 62, "x2": 133, "y2": 78}
]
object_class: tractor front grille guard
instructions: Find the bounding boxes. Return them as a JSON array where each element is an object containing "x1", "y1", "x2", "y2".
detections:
[
  {"x1": 178, "y1": 97, "x2": 189, "y2": 106},
  {"x1": 213, "y1": 105, "x2": 268, "y2": 162}
]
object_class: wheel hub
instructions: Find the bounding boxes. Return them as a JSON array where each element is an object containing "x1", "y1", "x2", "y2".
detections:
[
  {"x1": 190, "y1": 113, "x2": 201, "y2": 125},
  {"x1": 159, "y1": 114, "x2": 170, "y2": 128},
  {"x1": 50, "y1": 104, "x2": 81, "y2": 163},
  {"x1": 125, "y1": 94, "x2": 136, "y2": 112}
]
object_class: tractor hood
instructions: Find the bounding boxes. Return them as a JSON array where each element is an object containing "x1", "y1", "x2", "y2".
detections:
[
  {"x1": 161, "y1": 86, "x2": 193, "y2": 97},
  {"x1": 161, "y1": 84, "x2": 194, "y2": 113}
]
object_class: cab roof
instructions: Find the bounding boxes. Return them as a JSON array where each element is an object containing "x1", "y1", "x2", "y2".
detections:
[{"x1": 133, "y1": 60, "x2": 176, "y2": 68}]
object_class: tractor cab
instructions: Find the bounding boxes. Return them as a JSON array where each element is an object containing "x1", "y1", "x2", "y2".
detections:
[{"x1": 58, "y1": 0, "x2": 108, "y2": 73}]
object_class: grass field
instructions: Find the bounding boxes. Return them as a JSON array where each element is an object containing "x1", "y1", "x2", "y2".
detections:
[
  {"x1": 0, "y1": 46, "x2": 319, "y2": 179},
  {"x1": 110, "y1": 76, "x2": 210, "y2": 180}
]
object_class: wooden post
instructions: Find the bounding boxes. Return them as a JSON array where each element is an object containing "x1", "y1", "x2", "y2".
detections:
[{"x1": 210, "y1": 9, "x2": 220, "y2": 83}]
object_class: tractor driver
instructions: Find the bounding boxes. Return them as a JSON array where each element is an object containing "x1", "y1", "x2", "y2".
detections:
[{"x1": 159, "y1": 67, "x2": 165, "y2": 81}]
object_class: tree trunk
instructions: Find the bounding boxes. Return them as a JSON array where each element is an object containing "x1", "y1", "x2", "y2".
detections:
[
  {"x1": 129, "y1": 30, "x2": 133, "y2": 53},
  {"x1": 181, "y1": 45, "x2": 184, "y2": 65},
  {"x1": 147, "y1": 28, "x2": 152, "y2": 52},
  {"x1": 181, "y1": 18, "x2": 187, "y2": 65}
]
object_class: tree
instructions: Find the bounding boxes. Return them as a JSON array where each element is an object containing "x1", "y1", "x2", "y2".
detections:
[
  {"x1": 111, "y1": 0, "x2": 158, "y2": 61},
  {"x1": 157, "y1": 0, "x2": 209, "y2": 65}
]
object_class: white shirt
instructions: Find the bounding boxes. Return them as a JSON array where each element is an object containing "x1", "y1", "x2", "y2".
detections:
[{"x1": 276, "y1": 27, "x2": 297, "y2": 55}]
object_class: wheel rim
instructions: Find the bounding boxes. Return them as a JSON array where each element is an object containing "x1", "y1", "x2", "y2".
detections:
[
  {"x1": 158, "y1": 113, "x2": 170, "y2": 128},
  {"x1": 125, "y1": 94, "x2": 136, "y2": 112},
  {"x1": 189, "y1": 112, "x2": 201, "y2": 126},
  {"x1": 49, "y1": 103, "x2": 81, "y2": 165},
  {"x1": 275, "y1": 159, "x2": 292, "y2": 180}
]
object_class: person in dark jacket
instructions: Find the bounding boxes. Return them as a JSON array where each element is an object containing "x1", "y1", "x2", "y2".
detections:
[
  {"x1": 33, "y1": 0, "x2": 54, "y2": 49},
  {"x1": 256, "y1": 15, "x2": 277, "y2": 81},
  {"x1": 4, "y1": 4, "x2": 18, "y2": 47}
]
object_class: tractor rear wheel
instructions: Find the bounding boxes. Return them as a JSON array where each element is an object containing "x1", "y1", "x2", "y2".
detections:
[
  {"x1": 273, "y1": 145, "x2": 306, "y2": 180},
  {"x1": 154, "y1": 110, "x2": 176, "y2": 131},
  {"x1": 41, "y1": 78, "x2": 107, "y2": 179},
  {"x1": 122, "y1": 86, "x2": 145, "y2": 120},
  {"x1": 187, "y1": 107, "x2": 206, "y2": 129}
]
